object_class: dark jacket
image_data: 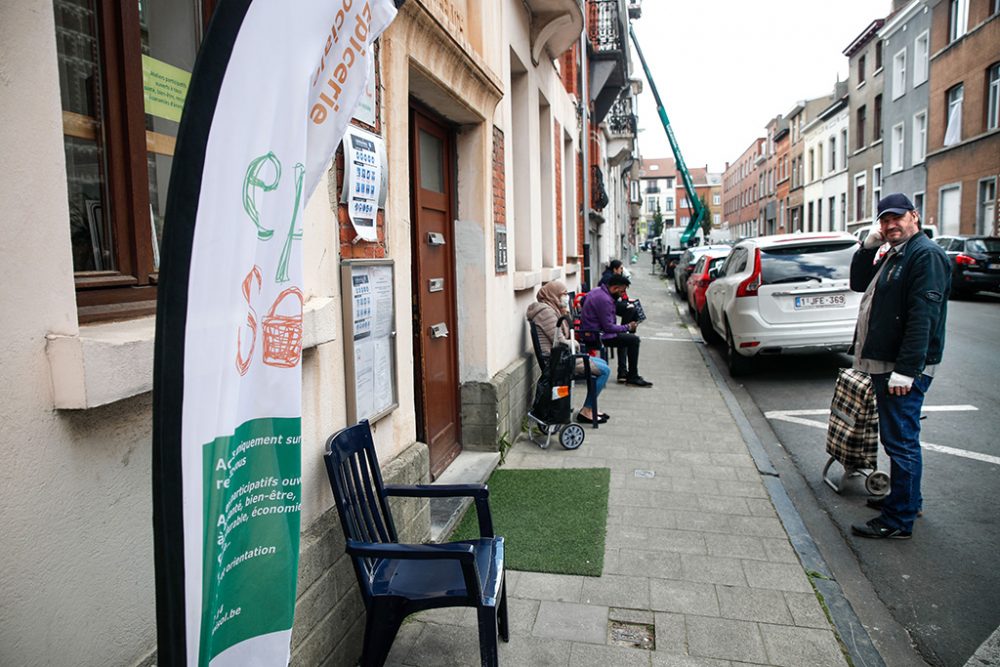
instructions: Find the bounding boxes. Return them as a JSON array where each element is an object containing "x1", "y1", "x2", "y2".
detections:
[
  {"x1": 849, "y1": 232, "x2": 950, "y2": 377},
  {"x1": 579, "y1": 285, "x2": 628, "y2": 341}
]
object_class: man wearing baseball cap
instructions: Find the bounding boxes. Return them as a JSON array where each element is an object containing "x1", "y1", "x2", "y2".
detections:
[{"x1": 848, "y1": 193, "x2": 951, "y2": 539}]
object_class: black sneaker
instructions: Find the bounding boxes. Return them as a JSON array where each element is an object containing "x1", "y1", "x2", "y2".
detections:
[
  {"x1": 625, "y1": 376, "x2": 653, "y2": 387},
  {"x1": 851, "y1": 517, "x2": 912, "y2": 540},
  {"x1": 866, "y1": 496, "x2": 923, "y2": 516}
]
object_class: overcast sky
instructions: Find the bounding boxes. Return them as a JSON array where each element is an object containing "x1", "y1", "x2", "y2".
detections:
[{"x1": 629, "y1": 0, "x2": 892, "y2": 174}]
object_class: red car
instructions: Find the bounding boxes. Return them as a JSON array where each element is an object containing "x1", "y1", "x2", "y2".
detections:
[{"x1": 686, "y1": 251, "x2": 730, "y2": 339}]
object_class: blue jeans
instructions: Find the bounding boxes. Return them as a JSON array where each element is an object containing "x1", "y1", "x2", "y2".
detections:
[
  {"x1": 871, "y1": 372, "x2": 933, "y2": 532},
  {"x1": 583, "y1": 356, "x2": 611, "y2": 411}
]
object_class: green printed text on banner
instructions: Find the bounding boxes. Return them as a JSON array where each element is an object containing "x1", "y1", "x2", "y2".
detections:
[
  {"x1": 142, "y1": 55, "x2": 191, "y2": 123},
  {"x1": 200, "y1": 417, "x2": 302, "y2": 665}
]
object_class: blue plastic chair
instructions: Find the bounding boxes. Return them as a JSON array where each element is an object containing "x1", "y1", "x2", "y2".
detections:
[{"x1": 323, "y1": 421, "x2": 509, "y2": 666}]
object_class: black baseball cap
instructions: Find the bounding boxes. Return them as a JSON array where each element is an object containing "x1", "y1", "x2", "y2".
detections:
[{"x1": 876, "y1": 193, "x2": 916, "y2": 220}]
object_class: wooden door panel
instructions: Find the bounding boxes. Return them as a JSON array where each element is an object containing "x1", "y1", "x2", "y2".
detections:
[{"x1": 411, "y1": 109, "x2": 461, "y2": 477}]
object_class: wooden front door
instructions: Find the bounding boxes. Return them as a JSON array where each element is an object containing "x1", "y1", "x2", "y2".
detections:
[{"x1": 410, "y1": 108, "x2": 461, "y2": 477}]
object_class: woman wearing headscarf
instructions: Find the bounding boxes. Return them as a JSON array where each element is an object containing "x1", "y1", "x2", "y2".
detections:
[{"x1": 525, "y1": 280, "x2": 611, "y2": 424}]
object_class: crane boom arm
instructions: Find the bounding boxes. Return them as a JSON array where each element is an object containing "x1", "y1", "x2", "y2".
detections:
[{"x1": 629, "y1": 25, "x2": 705, "y2": 244}]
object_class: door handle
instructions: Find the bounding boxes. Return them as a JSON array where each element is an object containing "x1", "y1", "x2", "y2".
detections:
[{"x1": 429, "y1": 322, "x2": 449, "y2": 339}]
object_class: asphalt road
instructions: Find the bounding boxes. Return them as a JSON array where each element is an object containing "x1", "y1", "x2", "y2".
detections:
[{"x1": 687, "y1": 289, "x2": 1000, "y2": 667}]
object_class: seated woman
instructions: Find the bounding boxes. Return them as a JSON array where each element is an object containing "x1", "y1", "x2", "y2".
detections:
[{"x1": 525, "y1": 280, "x2": 611, "y2": 424}]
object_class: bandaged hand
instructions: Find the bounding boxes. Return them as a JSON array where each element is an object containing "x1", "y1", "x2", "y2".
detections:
[
  {"x1": 888, "y1": 371, "x2": 914, "y2": 395},
  {"x1": 863, "y1": 221, "x2": 885, "y2": 249}
]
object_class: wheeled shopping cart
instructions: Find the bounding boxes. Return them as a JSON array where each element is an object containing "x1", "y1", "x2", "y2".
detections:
[
  {"x1": 822, "y1": 368, "x2": 890, "y2": 495},
  {"x1": 526, "y1": 341, "x2": 586, "y2": 450}
]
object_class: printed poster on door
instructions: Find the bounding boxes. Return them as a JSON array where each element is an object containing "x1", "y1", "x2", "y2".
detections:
[{"x1": 342, "y1": 126, "x2": 384, "y2": 242}]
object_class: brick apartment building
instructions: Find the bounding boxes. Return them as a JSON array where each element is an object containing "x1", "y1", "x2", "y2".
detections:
[{"x1": 924, "y1": 0, "x2": 999, "y2": 236}]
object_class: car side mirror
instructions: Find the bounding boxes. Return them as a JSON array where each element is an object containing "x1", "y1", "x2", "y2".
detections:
[{"x1": 708, "y1": 268, "x2": 719, "y2": 280}]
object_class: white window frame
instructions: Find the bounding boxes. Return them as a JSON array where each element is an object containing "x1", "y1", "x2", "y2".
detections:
[
  {"x1": 913, "y1": 31, "x2": 929, "y2": 86},
  {"x1": 988, "y1": 63, "x2": 1000, "y2": 131},
  {"x1": 841, "y1": 129, "x2": 848, "y2": 169},
  {"x1": 891, "y1": 124, "x2": 905, "y2": 172},
  {"x1": 913, "y1": 110, "x2": 927, "y2": 164},
  {"x1": 892, "y1": 48, "x2": 907, "y2": 100},
  {"x1": 872, "y1": 164, "x2": 883, "y2": 218},
  {"x1": 913, "y1": 191, "x2": 925, "y2": 219},
  {"x1": 949, "y1": 0, "x2": 968, "y2": 43}
]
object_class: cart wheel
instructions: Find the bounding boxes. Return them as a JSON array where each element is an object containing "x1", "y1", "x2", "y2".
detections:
[
  {"x1": 866, "y1": 471, "x2": 890, "y2": 495},
  {"x1": 559, "y1": 424, "x2": 585, "y2": 450}
]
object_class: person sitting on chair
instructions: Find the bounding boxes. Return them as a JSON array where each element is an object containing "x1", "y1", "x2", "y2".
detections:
[
  {"x1": 598, "y1": 259, "x2": 640, "y2": 327},
  {"x1": 580, "y1": 274, "x2": 652, "y2": 387},
  {"x1": 526, "y1": 280, "x2": 611, "y2": 424}
]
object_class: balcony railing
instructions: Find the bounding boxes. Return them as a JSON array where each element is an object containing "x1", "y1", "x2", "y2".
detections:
[
  {"x1": 588, "y1": 0, "x2": 624, "y2": 53},
  {"x1": 606, "y1": 95, "x2": 636, "y2": 136}
]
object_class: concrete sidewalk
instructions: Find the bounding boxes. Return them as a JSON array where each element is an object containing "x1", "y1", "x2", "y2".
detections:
[{"x1": 385, "y1": 265, "x2": 849, "y2": 666}]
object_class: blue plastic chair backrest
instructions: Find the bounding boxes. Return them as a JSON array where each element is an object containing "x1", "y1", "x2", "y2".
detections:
[{"x1": 324, "y1": 421, "x2": 399, "y2": 575}]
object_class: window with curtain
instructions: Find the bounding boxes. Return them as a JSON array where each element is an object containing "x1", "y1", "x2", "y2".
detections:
[{"x1": 944, "y1": 83, "x2": 964, "y2": 146}]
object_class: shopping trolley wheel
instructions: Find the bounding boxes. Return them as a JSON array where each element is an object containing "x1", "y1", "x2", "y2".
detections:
[
  {"x1": 559, "y1": 424, "x2": 585, "y2": 450},
  {"x1": 866, "y1": 470, "x2": 890, "y2": 495}
]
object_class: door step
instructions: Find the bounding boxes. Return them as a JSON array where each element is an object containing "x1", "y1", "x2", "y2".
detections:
[{"x1": 428, "y1": 450, "x2": 501, "y2": 542}]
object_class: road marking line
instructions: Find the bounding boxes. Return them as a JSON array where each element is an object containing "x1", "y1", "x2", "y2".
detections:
[
  {"x1": 646, "y1": 336, "x2": 697, "y2": 343},
  {"x1": 764, "y1": 406, "x2": 999, "y2": 466}
]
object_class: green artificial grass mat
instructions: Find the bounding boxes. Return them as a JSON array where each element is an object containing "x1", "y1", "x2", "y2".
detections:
[{"x1": 449, "y1": 467, "x2": 610, "y2": 577}]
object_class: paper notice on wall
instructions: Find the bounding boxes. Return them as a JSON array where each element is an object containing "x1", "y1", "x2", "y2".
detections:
[
  {"x1": 343, "y1": 127, "x2": 383, "y2": 241},
  {"x1": 352, "y1": 272, "x2": 372, "y2": 339},
  {"x1": 141, "y1": 55, "x2": 191, "y2": 123}
]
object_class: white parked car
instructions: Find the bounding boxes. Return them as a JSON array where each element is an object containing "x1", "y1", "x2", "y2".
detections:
[{"x1": 704, "y1": 232, "x2": 862, "y2": 376}]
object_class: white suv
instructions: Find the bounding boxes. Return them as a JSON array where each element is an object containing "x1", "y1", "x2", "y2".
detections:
[{"x1": 704, "y1": 233, "x2": 862, "y2": 376}]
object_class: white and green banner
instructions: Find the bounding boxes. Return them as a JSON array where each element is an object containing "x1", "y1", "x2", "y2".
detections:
[{"x1": 152, "y1": 1, "x2": 399, "y2": 665}]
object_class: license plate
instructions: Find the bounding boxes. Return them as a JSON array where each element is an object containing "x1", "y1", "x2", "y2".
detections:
[
  {"x1": 989, "y1": 263, "x2": 1000, "y2": 270},
  {"x1": 794, "y1": 294, "x2": 846, "y2": 309}
]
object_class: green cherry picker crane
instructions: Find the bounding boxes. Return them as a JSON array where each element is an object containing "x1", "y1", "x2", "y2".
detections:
[{"x1": 629, "y1": 24, "x2": 705, "y2": 249}]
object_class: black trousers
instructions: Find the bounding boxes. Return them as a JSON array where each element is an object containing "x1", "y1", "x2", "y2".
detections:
[{"x1": 605, "y1": 332, "x2": 640, "y2": 379}]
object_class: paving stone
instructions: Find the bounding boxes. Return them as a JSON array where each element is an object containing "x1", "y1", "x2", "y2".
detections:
[
  {"x1": 783, "y1": 592, "x2": 833, "y2": 629},
  {"x1": 569, "y1": 642, "x2": 654, "y2": 666},
  {"x1": 635, "y1": 528, "x2": 708, "y2": 555},
  {"x1": 671, "y1": 510, "x2": 732, "y2": 534},
  {"x1": 760, "y1": 538, "x2": 800, "y2": 564},
  {"x1": 649, "y1": 579, "x2": 720, "y2": 616},
  {"x1": 383, "y1": 620, "x2": 423, "y2": 666},
  {"x1": 703, "y1": 534, "x2": 768, "y2": 561},
  {"x1": 613, "y1": 549, "x2": 684, "y2": 579},
  {"x1": 729, "y1": 516, "x2": 788, "y2": 539},
  {"x1": 622, "y1": 506, "x2": 680, "y2": 530},
  {"x1": 758, "y1": 623, "x2": 845, "y2": 666},
  {"x1": 398, "y1": 621, "x2": 481, "y2": 666},
  {"x1": 696, "y1": 494, "x2": 752, "y2": 516},
  {"x1": 716, "y1": 585, "x2": 794, "y2": 625},
  {"x1": 686, "y1": 616, "x2": 768, "y2": 663},
  {"x1": 745, "y1": 497, "x2": 779, "y2": 518},
  {"x1": 672, "y1": 476, "x2": 720, "y2": 495},
  {"x1": 498, "y1": 635, "x2": 572, "y2": 666},
  {"x1": 532, "y1": 600, "x2": 609, "y2": 645},
  {"x1": 714, "y1": 480, "x2": 769, "y2": 499},
  {"x1": 651, "y1": 654, "x2": 733, "y2": 667},
  {"x1": 653, "y1": 611, "x2": 687, "y2": 655},
  {"x1": 742, "y1": 561, "x2": 814, "y2": 594},
  {"x1": 582, "y1": 573, "x2": 651, "y2": 608},
  {"x1": 680, "y1": 554, "x2": 749, "y2": 586},
  {"x1": 513, "y1": 572, "x2": 584, "y2": 602}
]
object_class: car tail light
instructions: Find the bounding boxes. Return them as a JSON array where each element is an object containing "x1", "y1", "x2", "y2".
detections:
[
  {"x1": 736, "y1": 248, "x2": 762, "y2": 298},
  {"x1": 955, "y1": 254, "x2": 978, "y2": 266}
]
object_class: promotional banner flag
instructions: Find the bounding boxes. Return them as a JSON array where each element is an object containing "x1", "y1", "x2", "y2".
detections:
[{"x1": 152, "y1": 1, "x2": 400, "y2": 665}]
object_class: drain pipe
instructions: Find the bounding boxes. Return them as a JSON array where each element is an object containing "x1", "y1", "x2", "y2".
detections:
[{"x1": 579, "y1": 27, "x2": 591, "y2": 287}]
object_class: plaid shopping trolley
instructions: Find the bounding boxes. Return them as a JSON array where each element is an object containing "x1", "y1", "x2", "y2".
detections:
[{"x1": 822, "y1": 368, "x2": 890, "y2": 495}]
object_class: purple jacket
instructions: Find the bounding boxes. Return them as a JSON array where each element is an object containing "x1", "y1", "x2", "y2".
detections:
[{"x1": 579, "y1": 285, "x2": 628, "y2": 340}]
